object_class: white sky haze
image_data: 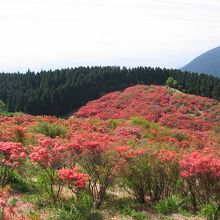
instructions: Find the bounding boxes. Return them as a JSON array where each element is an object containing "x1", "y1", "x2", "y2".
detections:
[{"x1": 0, "y1": 0, "x2": 220, "y2": 72}]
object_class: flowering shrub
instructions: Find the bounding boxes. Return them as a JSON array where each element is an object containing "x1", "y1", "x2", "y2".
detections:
[
  {"x1": 58, "y1": 166, "x2": 89, "y2": 194},
  {"x1": 180, "y1": 151, "x2": 220, "y2": 178},
  {"x1": 114, "y1": 126, "x2": 142, "y2": 139},
  {"x1": 29, "y1": 138, "x2": 66, "y2": 169},
  {"x1": 123, "y1": 146, "x2": 180, "y2": 203},
  {"x1": 0, "y1": 142, "x2": 26, "y2": 186},
  {"x1": 0, "y1": 85, "x2": 219, "y2": 217},
  {"x1": 29, "y1": 138, "x2": 68, "y2": 203},
  {"x1": 14, "y1": 126, "x2": 27, "y2": 144},
  {"x1": 179, "y1": 150, "x2": 220, "y2": 212},
  {"x1": 69, "y1": 132, "x2": 126, "y2": 208},
  {"x1": 75, "y1": 85, "x2": 220, "y2": 132}
]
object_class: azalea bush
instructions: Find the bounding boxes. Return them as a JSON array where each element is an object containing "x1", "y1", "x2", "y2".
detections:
[
  {"x1": 0, "y1": 142, "x2": 26, "y2": 186},
  {"x1": 179, "y1": 149, "x2": 220, "y2": 212},
  {"x1": 29, "y1": 138, "x2": 67, "y2": 203},
  {"x1": 123, "y1": 147, "x2": 180, "y2": 204},
  {"x1": 69, "y1": 132, "x2": 126, "y2": 209},
  {"x1": 58, "y1": 166, "x2": 89, "y2": 196}
]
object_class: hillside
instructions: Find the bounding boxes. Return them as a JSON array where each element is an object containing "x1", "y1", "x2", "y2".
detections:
[
  {"x1": 0, "y1": 85, "x2": 219, "y2": 219},
  {"x1": 75, "y1": 85, "x2": 220, "y2": 132},
  {"x1": 181, "y1": 46, "x2": 220, "y2": 78}
]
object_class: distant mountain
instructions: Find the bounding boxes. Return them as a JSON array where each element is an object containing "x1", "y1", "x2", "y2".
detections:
[{"x1": 181, "y1": 46, "x2": 220, "y2": 78}]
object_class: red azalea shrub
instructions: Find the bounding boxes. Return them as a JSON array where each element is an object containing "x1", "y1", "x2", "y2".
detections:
[
  {"x1": 180, "y1": 150, "x2": 220, "y2": 178},
  {"x1": 29, "y1": 138, "x2": 68, "y2": 203},
  {"x1": 0, "y1": 142, "x2": 26, "y2": 186},
  {"x1": 179, "y1": 149, "x2": 220, "y2": 211},
  {"x1": 29, "y1": 138, "x2": 66, "y2": 169},
  {"x1": 114, "y1": 126, "x2": 142, "y2": 139},
  {"x1": 69, "y1": 131, "x2": 127, "y2": 208},
  {"x1": 158, "y1": 113, "x2": 212, "y2": 131},
  {"x1": 0, "y1": 115, "x2": 66, "y2": 143},
  {"x1": 116, "y1": 145, "x2": 146, "y2": 159},
  {"x1": 122, "y1": 146, "x2": 180, "y2": 204},
  {"x1": 58, "y1": 166, "x2": 89, "y2": 194},
  {"x1": 148, "y1": 148, "x2": 180, "y2": 201}
]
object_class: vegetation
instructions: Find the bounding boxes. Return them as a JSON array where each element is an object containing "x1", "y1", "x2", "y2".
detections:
[
  {"x1": 0, "y1": 66, "x2": 220, "y2": 116},
  {"x1": 0, "y1": 100, "x2": 6, "y2": 112},
  {"x1": 0, "y1": 85, "x2": 219, "y2": 219}
]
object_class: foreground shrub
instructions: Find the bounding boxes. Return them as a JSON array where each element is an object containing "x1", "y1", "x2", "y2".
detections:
[
  {"x1": 0, "y1": 142, "x2": 26, "y2": 186},
  {"x1": 179, "y1": 150, "x2": 220, "y2": 212},
  {"x1": 70, "y1": 132, "x2": 127, "y2": 209},
  {"x1": 29, "y1": 138, "x2": 67, "y2": 203},
  {"x1": 123, "y1": 148, "x2": 180, "y2": 203},
  {"x1": 58, "y1": 166, "x2": 89, "y2": 195}
]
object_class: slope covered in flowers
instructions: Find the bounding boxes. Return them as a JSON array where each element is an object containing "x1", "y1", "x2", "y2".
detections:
[
  {"x1": 0, "y1": 85, "x2": 219, "y2": 219},
  {"x1": 75, "y1": 85, "x2": 220, "y2": 132}
]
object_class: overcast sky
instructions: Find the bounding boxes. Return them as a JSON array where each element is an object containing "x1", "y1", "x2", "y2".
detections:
[{"x1": 0, "y1": 0, "x2": 219, "y2": 72}]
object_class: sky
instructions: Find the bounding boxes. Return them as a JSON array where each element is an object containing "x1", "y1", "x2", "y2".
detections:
[{"x1": 0, "y1": 0, "x2": 220, "y2": 73}]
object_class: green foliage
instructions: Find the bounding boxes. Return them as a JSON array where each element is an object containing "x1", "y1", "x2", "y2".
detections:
[
  {"x1": 131, "y1": 117, "x2": 150, "y2": 129},
  {"x1": 172, "y1": 132, "x2": 187, "y2": 141},
  {"x1": 123, "y1": 148, "x2": 180, "y2": 204},
  {"x1": 155, "y1": 195, "x2": 183, "y2": 215},
  {"x1": 0, "y1": 211, "x2": 3, "y2": 220},
  {"x1": 6, "y1": 171, "x2": 37, "y2": 193},
  {"x1": 86, "y1": 212, "x2": 104, "y2": 220},
  {"x1": 22, "y1": 193, "x2": 49, "y2": 209},
  {"x1": 30, "y1": 121, "x2": 67, "y2": 138},
  {"x1": 107, "y1": 119, "x2": 119, "y2": 130},
  {"x1": 166, "y1": 77, "x2": 178, "y2": 89},
  {"x1": 0, "y1": 112, "x2": 14, "y2": 116},
  {"x1": 199, "y1": 203, "x2": 219, "y2": 220},
  {"x1": 213, "y1": 125, "x2": 220, "y2": 134},
  {"x1": 26, "y1": 211, "x2": 41, "y2": 220},
  {"x1": 0, "y1": 100, "x2": 6, "y2": 112},
  {"x1": 121, "y1": 207, "x2": 149, "y2": 220},
  {"x1": 54, "y1": 192, "x2": 95, "y2": 220}
]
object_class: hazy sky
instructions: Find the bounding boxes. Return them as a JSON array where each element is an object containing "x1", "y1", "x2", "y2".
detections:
[{"x1": 0, "y1": 0, "x2": 220, "y2": 72}]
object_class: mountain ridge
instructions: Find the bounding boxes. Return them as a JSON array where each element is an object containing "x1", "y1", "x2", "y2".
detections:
[{"x1": 181, "y1": 46, "x2": 220, "y2": 78}]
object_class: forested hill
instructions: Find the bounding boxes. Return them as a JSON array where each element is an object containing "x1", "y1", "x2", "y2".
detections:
[{"x1": 0, "y1": 66, "x2": 220, "y2": 116}]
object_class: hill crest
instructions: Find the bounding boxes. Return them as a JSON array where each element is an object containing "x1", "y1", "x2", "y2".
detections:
[{"x1": 75, "y1": 85, "x2": 220, "y2": 132}]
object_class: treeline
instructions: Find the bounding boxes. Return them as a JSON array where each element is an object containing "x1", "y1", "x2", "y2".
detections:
[{"x1": 0, "y1": 66, "x2": 219, "y2": 116}]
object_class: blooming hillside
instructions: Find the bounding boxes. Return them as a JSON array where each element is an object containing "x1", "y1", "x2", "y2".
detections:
[
  {"x1": 75, "y1": 85, "x2": 220, "y2": 132},
  {"x1": 0, "y1": 85, "x2": 219, "y2": 219}
]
